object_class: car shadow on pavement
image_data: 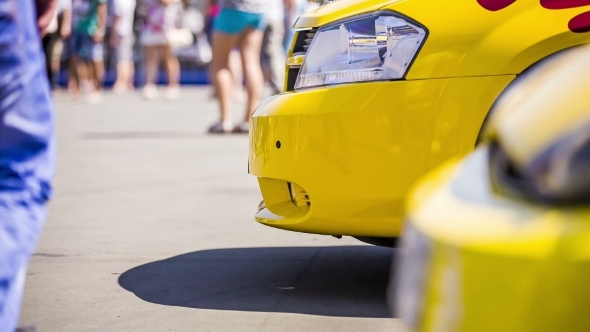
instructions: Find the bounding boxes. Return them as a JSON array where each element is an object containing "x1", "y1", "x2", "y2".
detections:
[{"x1": 119, "y1": 245, "x2": 394, "y2": 318}]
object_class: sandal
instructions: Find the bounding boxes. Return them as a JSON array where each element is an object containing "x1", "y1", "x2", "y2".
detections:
[
  {"x1": 232, "y1": 122, "x2": 250, "y2": 134},
  {"x1": 208, "y1": 122, "x2": 231, "y2": 134}
]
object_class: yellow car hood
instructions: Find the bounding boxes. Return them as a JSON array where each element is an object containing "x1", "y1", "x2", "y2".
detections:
[
  {"x1": 295, "y1": 0, "x2": 590, "y2": 79},
  {"x1": 294, "y1": 0, "x2": 397, "y2": 28}
]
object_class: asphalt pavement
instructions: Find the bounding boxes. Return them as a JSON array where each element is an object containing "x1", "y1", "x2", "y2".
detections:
[{"x1": 19, "y1": 88, "x2": 404, "y2": 331}]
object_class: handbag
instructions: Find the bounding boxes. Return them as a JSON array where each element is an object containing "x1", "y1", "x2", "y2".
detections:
[
  {"x1": 173, "y1": 32, "x2": 212, "y2": 66},
  {"x1": 166, "y1": 28, "x2": 194, "y2": 49}
]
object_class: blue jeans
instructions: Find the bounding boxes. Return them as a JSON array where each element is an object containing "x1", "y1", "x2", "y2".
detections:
[
  {"x1": 0, "y1": 0, "x2": 55, "y2": 330},
  {"x1": 70, "y1": 32, "x2": 104, "y2": 62}
]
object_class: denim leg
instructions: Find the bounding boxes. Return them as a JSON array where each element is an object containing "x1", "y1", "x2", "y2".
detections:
[
  {"x1": 0, "y1": 0, "x2": 54, "y2": 330},
  {"x1": 0, "y1": 197, "x2": 46, "y2": 332}
]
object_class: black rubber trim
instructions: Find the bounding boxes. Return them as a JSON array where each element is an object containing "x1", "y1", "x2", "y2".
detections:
[
  {"x1": 353, "y1": 236, "x2": 398, "y2": 248},
  {"x1": 286, "y1": 67, "x2": 300, "y2": 91}
]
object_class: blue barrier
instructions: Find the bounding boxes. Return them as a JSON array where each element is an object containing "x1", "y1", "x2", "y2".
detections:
[{"x1": 57, "y1": 69, "x2": 211, "y2": 87}]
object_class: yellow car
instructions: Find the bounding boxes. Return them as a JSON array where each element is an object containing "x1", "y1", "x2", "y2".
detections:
[
  {"x1": 249, "y1": 0, "x2": 590, "y2": 243},
  {"x1": 393, "y1": 45, "x2": 590, "y2": 331}
]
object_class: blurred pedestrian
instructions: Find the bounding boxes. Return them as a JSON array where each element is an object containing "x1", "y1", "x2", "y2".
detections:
[
  {"x1": 0, "y1": 0, "x2": 56, "y2": 331},
  {"x1": 261, "y1": 0, "x2": 292, "y2": 95},
  {"x1": 283, "y1": 0, "x2": 308, "y2": 51},
  {"x1": 111, "y1": 0, "x2": 137, "y2": 94},
  {"x1": 139, "y1": 0, "x2": 183, "y2": 100},
  {"x1": 42, "y1": 0, "x2": 72, "y2": 90},
  {"x1": 174, "y1": 0, "x2": 211, "y2": 66},
  {"x1": 71, "y1": 0, "x2": 107, "y2": 103},
  {"x1": 208, "y1": 0, "x2": 269, "y2": 133}
]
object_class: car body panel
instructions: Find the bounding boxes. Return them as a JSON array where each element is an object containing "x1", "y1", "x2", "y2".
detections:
[
  {"x1": 485, "y1": 45, "x2": 590, "y2": 167},
  {"x1": 250, "y1": 76, "x2": 513, "y2": 236},
  {"x1": 395, "y1": 44, "x2": 590, "y2": 331},
  {"x1": 294, "y1": 0, "x2": 397, "y2": 28},
  {"x1": 401, "y1": 147, "x2": 590, "y2": 332},
  {"x1": 250, "y1": 0, "x2": 590, "y2": 237},
  {"x1": 296, "y1": 0, "x2": 590, "y2": 79}
]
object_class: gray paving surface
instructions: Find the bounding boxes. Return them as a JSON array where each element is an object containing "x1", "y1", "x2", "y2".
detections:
[{"x1": 19, "y1": 88, "x2": 403, "y2": 331}]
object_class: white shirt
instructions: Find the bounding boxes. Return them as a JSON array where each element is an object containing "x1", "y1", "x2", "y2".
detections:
[
  {"x1": 264, "y1": 0, "x2": 284, "y2": 22},
  {"x1": 46, "y1": 0, "x2": 73, "y2": 33},
  {"x1": 114, "y1": 0, "x2": 136, "y2": 36}
]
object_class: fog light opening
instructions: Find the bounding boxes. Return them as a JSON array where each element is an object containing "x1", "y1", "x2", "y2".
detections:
[
  {"x1": 257, "y1": 200, "x2": 266, "y2": 212},
  {"x1": 287, "y1": 182, "x2": 311, "y2": 210}
]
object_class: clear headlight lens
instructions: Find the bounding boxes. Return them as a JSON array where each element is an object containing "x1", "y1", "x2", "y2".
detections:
[
  {"x1": 393, "y1": 223, "x2": 432, "y2": 329},
  {"x1": 295, "y1": 13, "x2": 427, "y2": 89},
  {"x1": 489, "y1": 120, "x2": 590, "y2": 204}
]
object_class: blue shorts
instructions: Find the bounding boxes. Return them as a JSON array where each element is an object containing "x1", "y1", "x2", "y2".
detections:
[
  {"x1": 70, "y1": 33, "x2": 104, "y2": 62},
  {"x1": 213, "y1": 9, "x2": 267, "y2": 35}
]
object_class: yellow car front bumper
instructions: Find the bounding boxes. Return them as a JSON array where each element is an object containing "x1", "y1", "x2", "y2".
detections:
[
  {"x1": 249, "y1": 76, "x2": 513, "y2": 237},
  {"x1": 396, "y1": 146, "x2": 590, "y2": 332}
]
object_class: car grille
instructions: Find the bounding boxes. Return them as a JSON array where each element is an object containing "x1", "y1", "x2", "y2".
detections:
[
  {"x1": 292, "y1": 29, "x2": 317, "y2": 55},
  {"x1": 287, "y1": 29, "x2": 317, "y2": 91}
]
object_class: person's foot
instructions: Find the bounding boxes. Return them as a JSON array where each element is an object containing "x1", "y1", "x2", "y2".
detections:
[
  {"x1": 208, "y1": 122, "x2": 232, "y2": 134},
  {"x1": 80, "y1": 79, "x2": 92, "y2": 95},
  {"x1": 232, "y1": 122, "x2": 249, "y2": 134},
  {"x1": 142, "y1": 85, "x2": 158, "y2": 100},
  {"x1": 16, "y1": 327, "x2": 36, "y2": 332},
  {"x1": 164, "y1": 86, "x2": 180, "y2": 100},
  {"x1": 87, "y1": 91, "x2": 102, "y2": 104},
  {"x1": 112, "y1": 83, "x2": 129, "y2": 95}
]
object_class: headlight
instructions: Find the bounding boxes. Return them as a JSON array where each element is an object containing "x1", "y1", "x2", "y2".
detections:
[
  {"x1": 393, "y1": 223, "x2": 432, "y2": 329},
  {"x1": 295, "y1": 12, "x2": 427, "y2": 89},
  {"x1": 526, "y1": 122, "x2": 590, "y2": 203},
  {"x1": 489, "y1": 120, "x2": 590, "y2": 204}
]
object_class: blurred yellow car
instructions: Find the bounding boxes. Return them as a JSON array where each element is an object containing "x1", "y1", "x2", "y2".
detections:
[
  {"x1": 249, "y1": 0, "x2": 590, "y2": 243},
  {"x1": 393, "y1": 45, "x2": 590, "y2": 331}
]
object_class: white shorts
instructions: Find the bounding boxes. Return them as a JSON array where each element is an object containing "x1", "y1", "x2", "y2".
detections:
[
  {"x1": 140, "y1": 31, "x2": 169, "y2": 46},
  {"x1": 117, "y1": 33, "x2": 135, "y2": 62}
]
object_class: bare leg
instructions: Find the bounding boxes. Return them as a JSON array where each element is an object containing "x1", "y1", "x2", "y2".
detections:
[
  {"x1": 163, "y1": 44, "x2": 180, "y2": 87},
  {"x1": 163, "y1": 44, "x2": 180, "y2": 99},
  {"x1": 229, "y1": 50, "x2": 244, "y2": 101},
  {"x1": 113, "y1": 34, "x2": 136, "y2": 93},
  {"x1": 74, "y1": 56, "x2": 90, "y2": 94},
  {"x1": 68, "y1": 57, "x2": 80, "y2": 95},
  {"x1": 211, "y1": 31, "x2": 240, "y2": 130},
  {"x1": 91, "y1": 60, "x2": 104, "y2": 92},
  {"x1": 143, "y1": 45, "x2": 159, "y2": 99},
  {"x1": 113, "y1": 61, "x2": 134, "y2": 93},
  {"x1": 84, "y1": 59, "x2": 103, "y2": 103},
  {"x1": 239, "y1": 28, "x2": 264, "y2": 123},
  {"x1": 145, "y1": 45, "x2": 159, "y2": 86},
  {"x1": 87, "y1": 61, "x2": 95, "y2": 93},
  {"x1": 127, "y1": 63, "x2": 135, "y2": 90},
  {"x1": 50, "y1": 43, "x2": 61, "y2": 90}
]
